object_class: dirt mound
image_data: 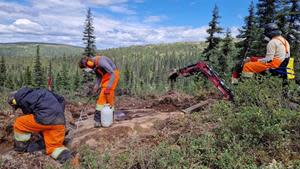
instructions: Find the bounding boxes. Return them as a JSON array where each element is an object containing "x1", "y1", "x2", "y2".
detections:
[
  {"x1": 65, "y1": 102, "x2": 95, "y2": 118},
  {"x1": 116, "y1": 96, "x2": 153, "y2": 110},
  {"x1": 151, "y1": 91, "x2": 199, "y2": 111}
]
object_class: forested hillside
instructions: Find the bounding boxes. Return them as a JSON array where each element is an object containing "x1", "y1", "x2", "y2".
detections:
[
  {"x1": 0, "y1": 43, "x2": 83, "y2": 58},
  {"x1": 0, "y1": 41, "x2": 208, "y2": 100}
]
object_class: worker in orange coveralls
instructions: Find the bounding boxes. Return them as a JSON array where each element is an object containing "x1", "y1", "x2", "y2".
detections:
[
  {"x1": 232, "y1": 23, "x2": 290, "y2": 84},
  {"x1": 79, "y1": 55, "x2": 120, "y2": 128},
  {"x1": 7, "y1": 87, "x2": 77, "y2": 164}
]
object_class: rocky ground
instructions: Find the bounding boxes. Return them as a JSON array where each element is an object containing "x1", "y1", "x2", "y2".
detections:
[{"x1": 0, "y1": 91, "x2": 217, "y2": 169}]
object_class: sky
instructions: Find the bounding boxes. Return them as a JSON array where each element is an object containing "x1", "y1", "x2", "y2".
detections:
[{"x1": 0, "y1": 0, "x2": 258, "y2": 49}]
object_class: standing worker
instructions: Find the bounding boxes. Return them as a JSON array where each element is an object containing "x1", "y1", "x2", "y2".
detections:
[
  {"x1": 7, "y1": 87, "x2": 77, "y2": 164},
  {"x1": 79, "y1": 55, "x2": 120, "y2": 128},
  {"x1": 232, "y1": 23, "x2": 290, "y2": 83}
]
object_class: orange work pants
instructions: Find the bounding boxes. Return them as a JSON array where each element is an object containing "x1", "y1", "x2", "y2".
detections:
[
  {"x1": 242, "y1": 58, "x2": 282, "y2": 76},
  {"x1": 96, "y1": 70, "x2": 120, "y2": 108},
  {"x1": 14, "y1": 114, "x2": 65, "y2": 155}
]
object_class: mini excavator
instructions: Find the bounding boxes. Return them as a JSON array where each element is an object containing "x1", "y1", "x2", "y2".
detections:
[{"x1": 169, "y1": 61, "x2": 234, "y2": 103}]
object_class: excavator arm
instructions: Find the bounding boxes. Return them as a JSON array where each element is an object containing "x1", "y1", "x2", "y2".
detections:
[{"x1": 169, "y1": 61, "x2": 234, "y2": 101}]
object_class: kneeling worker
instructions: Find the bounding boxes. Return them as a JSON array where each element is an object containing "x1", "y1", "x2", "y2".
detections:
[{"x1": 8, "y1": 87, "x2": 76, "y2": 164}]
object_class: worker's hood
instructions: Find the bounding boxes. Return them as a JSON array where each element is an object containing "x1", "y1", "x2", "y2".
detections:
[{"x1": 14, "y1": 87, "x2": 33, "y2": 105}]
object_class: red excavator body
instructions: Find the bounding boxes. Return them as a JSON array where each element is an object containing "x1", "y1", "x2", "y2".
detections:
[{"x1": 169, "y1": 61, "x2": 234, "y2": 101}]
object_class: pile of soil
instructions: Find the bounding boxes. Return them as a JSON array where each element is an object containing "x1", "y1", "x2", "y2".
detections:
[
  {"x1": 116, "y1": 96, "x2": 153, "y2": 110},
  {"x1": 151, "y1": 90, "x2": 200, "y2": 111},
  {"x1": 65, "y1": 102, "x2": 95, "y2": 119}
]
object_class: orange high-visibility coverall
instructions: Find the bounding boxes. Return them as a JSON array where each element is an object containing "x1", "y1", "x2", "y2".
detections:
[
  {"x1": 242, "y1": 36, "x2": 290, "y2": 77},
  {"x1": 14, "y1": 114, "x2": 65, "y2": 156},
  {"x1": 242, "y1": 58, "x2": 282, "y2": 76},
  {"x1": 93, "y1": 56, "x2": 120, "y2": 111},
  {"x1": 96, "y1": 70, "x2": 120, "y2": 106}
]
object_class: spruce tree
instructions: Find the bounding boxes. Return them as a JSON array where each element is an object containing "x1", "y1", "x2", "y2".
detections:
[
  {"x1": 288, "y1": 0, "x2": 300, "y2": 80},
  {"x1": 73, "y1": 69, "x2": 81, "y2": 91},
  {"x1": 276, "y1": 0, "x2": 290, "y2": 37},
  {"x1": 257, "y1": 0, "x2": 277, "y2": 27},
  {"x1": 288, "y1": 0, "x2": 300, "y2": 50},
  {"x1": 6, "y1": 75, "x2": 14, "y2": 89},
  {"x1": 56, "y1": 72, "x2": 63, "y2": 91},
  {"x1": 219, "y1": 29, "x2": 237, "y2": 75},
  {"x1": 33, "y1": 45, "x2": 44, "y2": 88},
  {"x1": 25, "y1": 66, "x2": 32, "y2": 86},
  {"x1": 203, "y1": 5, "x2": 223, "y2": 62},
  {"x1": 255, "y1": 0, "x2": 278, "y2": 55},
  {"x1": 237, "y1": 1, "x2": 259, "y2": 58},
  {"x1": 0, "y1": 56, "x2": 6, "y2": 88},
  {"x1": 16, "y1": 72, "x2": 25, "y2": 88},
  {"x1": 61, "y1": 64, "x2": 70, "y2": 90},
  {"x1": 83, "y1": 8, "x2": 96, "y2": 57}
]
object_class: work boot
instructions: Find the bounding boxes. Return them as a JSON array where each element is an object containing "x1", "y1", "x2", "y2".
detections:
[
  {"x1": 26, "y1": 133, "x2": 45, "y2": 152},
  {"x1": 27, "y1": 139, "x2": 45, "y2": 152},
  {"x1": 94, "y1": 110, "x2": 101, "y2": 128},
  {"x1": 57, "y1": 149, "x2": 72, "y2": 164},
  {"x1": 14, "y1": 140, "x2": 30, "y2": 152},
  {"x1": 57, "y1": 150, "x2": 80, "y2": 167}
]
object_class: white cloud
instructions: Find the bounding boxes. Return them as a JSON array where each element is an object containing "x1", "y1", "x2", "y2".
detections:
[
  {"x1": 33, "y1": 0, "x2": 83, "y2": 10},
  {"x1": 87, "y1": 0, "x2": 128, "y2": 6},
  {"x1": 230, "y1": 26, "x2": 239, "y2": 37},
  {"x1": 93, "y1": 24, "x2": 209, "y2": 48},
  {"x1": 14, "y1": 19, "x2": 39, "y2": 27},
  {"x1": 0, "y1": 19, "x2": 43, "y2": 34},
  {"x1": 0, "y1": 0, "x2": 212, "y2": 49},
  {"x1": 144, "y1": 15, "x2": 167, "y2": 23},
  {"x1": 109, "y1": 5, "x2": 136, "y2": 14}
]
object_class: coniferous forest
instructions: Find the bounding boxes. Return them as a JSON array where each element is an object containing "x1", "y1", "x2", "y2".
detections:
[
  {"x1": 0, "y1": 1, "x2": 299, "y2": 99},
  {"x1": 0, "y1": 1, "x2": 300, "y2": 168}
]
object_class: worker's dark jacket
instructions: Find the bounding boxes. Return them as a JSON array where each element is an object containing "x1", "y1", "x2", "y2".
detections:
[{"x1": 14, "y1": 87, "x2": 65, "y2": 125}]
